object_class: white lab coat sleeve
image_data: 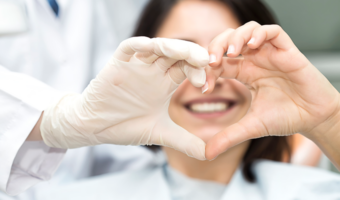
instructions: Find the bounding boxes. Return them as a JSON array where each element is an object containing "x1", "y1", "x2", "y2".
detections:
[{"x1": 0, "y1": 65, "x2": 67, "y2": 196}]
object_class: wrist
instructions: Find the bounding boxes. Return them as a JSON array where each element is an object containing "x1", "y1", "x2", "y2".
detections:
[
  {"x1": 26, "y1": 112, "x2": 44, "y2": 141},
  {"x1": 306, "y1": 95, "x2": 340, "y2": 170},
  {"x1": 306, "y1": 95, "x2": 340, "y2": 146}
]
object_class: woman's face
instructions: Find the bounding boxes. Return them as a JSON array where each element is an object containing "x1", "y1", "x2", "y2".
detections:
[{"x1": 156, "y1": 0, "x2": 252, "y2": 143}]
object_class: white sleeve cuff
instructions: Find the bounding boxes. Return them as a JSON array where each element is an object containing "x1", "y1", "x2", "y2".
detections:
[
  {"x1": 0, "y1": 66, "x2": 67, "y2": 195},
  {"x1": 7, "y1": 141, "x2": 66, "y2": 196}
]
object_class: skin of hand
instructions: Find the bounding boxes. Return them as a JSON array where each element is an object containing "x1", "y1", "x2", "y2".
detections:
[
  {"x1": 205, "y1": 21, "x2": 340, "y2": 169},
  {"x1": 27, "y1": 112, "x2": 44, "y2": 141}
]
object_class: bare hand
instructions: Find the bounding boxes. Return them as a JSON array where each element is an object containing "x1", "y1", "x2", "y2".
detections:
[{"x1": 205, "y1": 21, "x2": 340, "y2": 160}]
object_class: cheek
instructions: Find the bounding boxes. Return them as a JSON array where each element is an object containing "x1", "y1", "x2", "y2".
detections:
[
  {"x1": 168, "y1": 99, "x2": 181, "y2": 125},
  {"x1": 168, "y1": 79, "x2": 192, "y2": 125},
  {"x1": 231, "y1": 80, "x2": 252, "y2": 106}
]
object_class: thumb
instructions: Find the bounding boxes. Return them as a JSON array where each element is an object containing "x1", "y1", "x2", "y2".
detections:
[
  {"x1": 169, "y1": 60, "x2": 206, "y2": 87},
  {"x1": 204, "y1": 57, "x2": 244, "y2": 94},
  {"x1": 205, "y1": 113, "x2": 268, "y2": 160},
  {"x1": 152, "y1": 113, "x2": 206, "y2": 160}
]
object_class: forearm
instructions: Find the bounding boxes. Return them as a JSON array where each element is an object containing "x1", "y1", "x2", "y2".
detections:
[
  {"x1": 26, "y1": 112, "x2": 43, "y2": 141},
  {"x1": 308, "y1": 100, "x2": 340, "y2": 170}
]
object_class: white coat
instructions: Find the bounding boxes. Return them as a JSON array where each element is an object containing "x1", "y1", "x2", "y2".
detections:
[
  {"x1": 34, "y1": 160, "x2": 340, "y2": 200},
  {"x1": 0, "y1": 0, "x2": 155, "y2": 199}
]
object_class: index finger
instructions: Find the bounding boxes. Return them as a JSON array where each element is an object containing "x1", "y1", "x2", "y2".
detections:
[
  {"x1": 113, "y1": 37, "x2": 209, "y2": 69},
  {"x1": 208, "y1": 21, "x2": 261, "y2": 68},
  {"x1": 113, "y1": 37, "x2": 155, "y2": 62},
  {"x1": 152, "y1": 38, "x2": 209, "y2": 68}
]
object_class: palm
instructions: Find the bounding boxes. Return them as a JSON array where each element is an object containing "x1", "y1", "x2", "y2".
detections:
[{"x1": 227, "y1": 42, "x2": 339, "y2": 137}]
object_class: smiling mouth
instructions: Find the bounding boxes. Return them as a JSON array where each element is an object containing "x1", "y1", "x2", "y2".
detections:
[{"x1": 185, "y1": 101, "x2": 236, "y2": 114}]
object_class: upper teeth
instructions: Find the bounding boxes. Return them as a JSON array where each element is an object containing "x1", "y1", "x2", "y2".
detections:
[{"x1": 190, "y1": 102, "x2": 228, "y2": 113}]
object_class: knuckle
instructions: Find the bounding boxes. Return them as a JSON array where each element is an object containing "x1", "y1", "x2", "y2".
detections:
[
  {"x1": 225, "y1": 28, "x2": 235, "y2": 32},
  {"x1": 221, "y1": 136, "x2": 232, "y2": 151},
  {"x1": 272, "y1": 24, "x2": 281, "y2": 29},
  {"x1": 176, "y1": 60, "x2": 186, "y2": 69},
  {"x1": 227, "y1": 29, "x2": 236, "y2": 36},
  {"x1": 247, "y1": 21, "x2": 260, "y2": 26},
  {"x1": 119, "y1": 39, "x2": 128, "y2": 48},
  {"x1": 223, "y1": 28, "x2": 235, "y2": 36},
  {"x1": 254, "y1": 26, "x2": 266, "y2": 35},
  {"x1": 270, "y1": 24, "x2": 282, "y2": 31},
  {"x1": 253, "y1": 26, "x2": 262, "y2": 33},
  {"x1": 118, "y1": 40, "x2": 132, "y2": 54},
  {"x1": 208, "y1": 28, "x2": 235, "y2": 53},
  {"x1": 220, "y1": 129, "x2": 230, "y2": 140}
]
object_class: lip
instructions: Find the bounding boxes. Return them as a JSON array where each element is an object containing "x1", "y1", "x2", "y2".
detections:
[{"x1": 183, "y1": 97, "x2": 237, "y2": 119}]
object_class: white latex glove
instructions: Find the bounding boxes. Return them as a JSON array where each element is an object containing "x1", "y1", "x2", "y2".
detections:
[{"x1": 41, "y1": 37, "x2": 209, "y2": 160}]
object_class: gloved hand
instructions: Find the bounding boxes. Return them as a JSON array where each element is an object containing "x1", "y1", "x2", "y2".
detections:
[{"x1": 41, "y1": 37, "x2": 209, "y2": 160}]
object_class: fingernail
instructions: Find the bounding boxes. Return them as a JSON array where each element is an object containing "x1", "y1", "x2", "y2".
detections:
[
  {"x1": 209, "y1": 156, "x2": 217, "y2": 161},
  {"x1": 209, "y1": 54, "x2": 216, "y2": 64},
  {"x1": 227, "y1": 45, "x2": 235, "y2": 55},
  {"x1": 248, "y1": 37, "x2": 255, "y2": 44},
  {"x1": 202, "y1": 82, "x2": 209, "y2": 94}
]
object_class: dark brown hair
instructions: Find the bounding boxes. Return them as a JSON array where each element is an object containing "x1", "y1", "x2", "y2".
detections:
[{"x1": 132, "y1": 0, "x2": 291, "y2": 182}]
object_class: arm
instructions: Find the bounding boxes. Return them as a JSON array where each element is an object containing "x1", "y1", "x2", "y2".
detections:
[
  {"x1": 308, "y1": 106, "x2": 340, "y2": 170},
  {"x1": 0, "y1": 66, "x2": 66, "y2": 196},
  {"x1": 26, "y1": 112, "x2": 43, "y2": 141}
]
